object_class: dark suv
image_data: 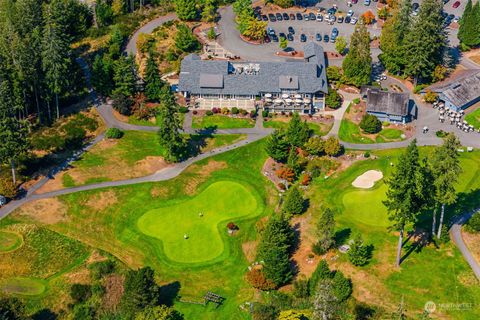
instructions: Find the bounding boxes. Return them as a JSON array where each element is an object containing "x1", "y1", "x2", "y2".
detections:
[
  {"x1": 276, "y1": 13, "x2": 283, "y2": 21},
  {"x1": 288, "y1": 26, "x2": 295, "y2": 34},
  {"x1": 296, "y1": 12, "x2": 303, "y2": 20}
]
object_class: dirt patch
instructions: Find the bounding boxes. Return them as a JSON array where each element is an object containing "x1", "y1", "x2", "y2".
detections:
[
  {"x1": 262, "y1": 158, "x2": 285, "y2": 190},
  {"x1": 112, "y1": 109, "x2": 130, "y2": 123},
  {"x1": 352, "y1": 170, "x2": 383, "y2": 189},
  {"x1": 150, "y1": 186, "x2": 172, "y2": 198},
  {"x1": 87, "y1": 250, "x2": 109, "y2": 264},
  {"x1": 291, "y1": 214, "x2": 319, "y2": 277},
  {"x1": 85, "y1": 190, "x2": 118, "y2": 211},
  {"x1": 64, "y1": 267, "x2": 91, "y2": 284},
  {"x1": 461, "y1": 230, "x2": 480, "y2": 265},
  {"x1": 242, "y1": 241, "x2": 258, "y2": 263},
  {"x1": 134, "y1": 156, "x2": 170, "y2": 175},
  {"x1": 102, "y1": 274, "x2": 124, "y2": 312},
  {"x1": 183, "y1": 160, "x2": 228, "y2": 195},
  {"x1": 17, "y1": 198, "x2": 67, "y2": 225}
]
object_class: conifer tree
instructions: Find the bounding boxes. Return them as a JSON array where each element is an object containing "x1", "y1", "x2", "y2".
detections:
[
  {"x1": 144, "y1": 54, "x2": 165, "y2": 102},
  {"x1": 265, "y1": 130, "x2": 290, "y2": 162},
  {"x1": 202, "y1": 0, "x2": 218, "y2": 22},
  {"x1": 286, "y1": 113, "x2": 310, "y2": 148},
  {"x1": 113, "y1": 55, "x2": 137, "y2": 97},
  {"x1": 175, "y1": 0, "x2": 197, "y2": 21},
  {"x1": 342, "y1": 24, "x2": 372, "y2": 87},
  {"x1": 282, "y1": 186, "x2": 304, "y2": 216},
  {"x1": 157, "y1": 97, "x2": 187, "y2": 162},
  {"x1": 458, "y1": 0, "x2": 480, "y2": 48}
]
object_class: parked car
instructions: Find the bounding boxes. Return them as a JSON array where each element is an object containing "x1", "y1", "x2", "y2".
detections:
[
  {"x1": 262, "y1": 15, "x2": 268, "y2": 21},
  {"x1": 300, "y1": 34, "x2": 307, "y2": 42},
  {"x1": 309, "y1": 12, "x2": 316, "y2": 20},
  {"x1": 271, "y1": 34, "x2": 279, "y2": 42},
  {"x1": 268, "y1": 13, "x2": 276, "y2": 22},
  {"x1": 364, "y1": 0, "x2": 371, "y2": 5},
  {"x1": 453, "y1": 16, "x2": 460, "y2": 23},
  {"x1": 338, "y1": 16, "x2": 344, "y2": 23},
  {"x1": 267, "y1": 27, "x2": 275, "y2": 36},
  {"x1": 329, "y1": 15, "x2": 336, "y2": 22},
  {"x1": 332, "y1": 27, "x2": 339, "y2": 37},
  {"x1": 283, "y1": 13, "x2": 289, "y2": 20},
  {"x1": 350, "y1": 17, "x2": 358, "y2": 24},
  {"x1": 288, "y1": 26, "x2": 295, "y2": 34},
  {"x1": 345, "y1": 16, "x2": 351, "y2": 23},
  {"x1": 0, "y1": 195, "x2": 7, "y2": 207},
  {"x1": 287, "y1": 33, "x2": 294, "y2": 41},
  {"x1": 290, "y1": 13, "x2": 296, "y2": 20},
  {"x1": 304, "y1": 13, "x2": 309, "y2": 20},
  {"x1": 327, "y1": 8, "x2": 336, "y2": 15},
  {"x1": 264, "y1": 35, "x2": 271, "y2": 43},
  {"x1": 279, "y1": 32, "x2": 286, "y2": 39},
  {"x1": 324, "y1": 34, "x2": 329, "y2": 42},
  {"x1": 296, "y1": 12, "x2": 303, "y2": 20},
  {"x1": 443, "y1": 0, "x2": 449, "y2": 3},
  {"x1": 316, "y1": 14, "x2": 323, "y2": 21},
  {"x1": 276, "y1": 13, "x2": 283, "y2": 21},
  {"x1": 452, "y1": 1, "x2": 460, "y2": 8},
  {"x1": 316, "y1": 33, "x2": 322, "y2": 41},
  {"x1": 347, "y1": 9, "x2": 354, "y2": 17}
]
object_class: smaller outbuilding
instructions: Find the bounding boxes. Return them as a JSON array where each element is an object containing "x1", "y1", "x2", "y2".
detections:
[
  {"x1": 422, "y1": 69, "x2": 480, "y2": 112},
  {"x1": 361, "y1": 87, "x2": 416, "y2": 123}
]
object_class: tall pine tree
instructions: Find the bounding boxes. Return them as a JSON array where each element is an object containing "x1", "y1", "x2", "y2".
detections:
[
  {"x1": 144, "y1": 54, "x2": 165, "y2": 102},
  {"x1": 342, "y1": 24, "x2": 372, "y2": 87},
  {"x1": 157, "y1": 98, "x2": 187, "y2": 162}
]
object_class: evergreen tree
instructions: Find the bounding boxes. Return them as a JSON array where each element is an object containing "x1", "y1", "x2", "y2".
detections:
[
  {"x1": 120, "y1": 267, "x2": 161, "y2": 316},
  {"x1": 201, "y1": 0, "x2": 218, "y2": 22},
  {"x1": 256, "y1": 216, "x2": 295, "y2": 287},
  {"x1": 157, "y1": 97, "x2": 187, "y2": 162},
  {"x1": 286, "y1": 147, "x2": 301, "y2": 176},
  {"x1": 282, "y1": 186, "x2": 304, "y2": 216},
  {"x1": 403, "y1": 0, "x2": 446, "y2": 84},
  {"x1": 175, "y1": 24, "x2": 201, "y2": 53},
  {"x1": 175, "y1": 0, "x2": 197, "y2": 21},
  {"x1": 113, "y1": 55, "x2": 137, "y2": 97},
  {"x1": 332, "y1": 271, "x2": 352, "y2": 302},
  {"x1": 458, "y1": 0, "x2": 480, "y2": 47},
  {"x1": 308, "y1": 259, "x2": 332, "y2": 295},
  {"x1": 265, "y1": 130, "x2": 289, "y2": 162},
  {"x1": 342, "y1": 24, "x2": 372, "y2": 87},
  {"x1": 91, "y1": 54, "x2": 114, "y2": 97},
  {"x1": 430, "y1": 134, "x2": 461, "y2": 239},
  {"x1": 383, "y1": 140, "x2": 427, "y2": 266},
  {"x1": 95, "y1": 0, "x2": 114, "y2": 27},
  {"x1": 286, "y1": 113, "x2": 310, "y2": 147},
  {"x1": 144, "y1": 54, "x2": 165, "y2": 102},
  {"x1": 347, "y1": 234, "x2": 370, "y2": 266},
  {"x1": 312, "y1": 208, "x2": 336, "y2": 255},
  {"x1": 380, "y1": 0, "x2": 412, "y2": 74}
]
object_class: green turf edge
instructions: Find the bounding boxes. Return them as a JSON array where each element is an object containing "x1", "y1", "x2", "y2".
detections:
[
  {"x1": 0, "y1": 277, "x2": 47, "y2": 296},
  {"x1": 0, "y1": 230, "x2": 24, "y2": 253}
]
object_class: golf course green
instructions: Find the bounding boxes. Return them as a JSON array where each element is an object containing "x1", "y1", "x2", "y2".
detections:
[
  {"x1": 0, "y1": 277, "x2": 46, "y2": 296},
  {"x1": 0, "y1": 230, "x2": 23, "y2": 253},
  {"x1": 342, "y1": 184, "x2": 390, "y2": 227},
  {"x1": 137, "y1": 181, "x2": 261, "y2": 263}
]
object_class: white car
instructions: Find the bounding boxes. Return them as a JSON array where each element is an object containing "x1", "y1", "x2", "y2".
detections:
[
  {"x1": 350, "y1": 17, "x2": 358, "y2": 24},
  {"x1": 347, "y1": 9, "x2": 354, "y2": 17}
]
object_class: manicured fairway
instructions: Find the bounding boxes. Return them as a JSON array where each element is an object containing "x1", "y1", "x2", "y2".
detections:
[
  {"x1": 137, "y1": 181, "x2": 260, "y2": 263},
  {"x1": 0, "y1": 277, "x2": 46, "y2": 296},
  {"x1": 342, "y1": 184, "x2": 390, "y2": 227},
  {"x1": 0, "y1": 230, "x2": 23, "y2": 252}
]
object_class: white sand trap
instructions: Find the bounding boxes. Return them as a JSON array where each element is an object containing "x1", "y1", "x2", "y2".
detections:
[{"x1": 352, "y1": 170, "x2": 383, "y2": 189}]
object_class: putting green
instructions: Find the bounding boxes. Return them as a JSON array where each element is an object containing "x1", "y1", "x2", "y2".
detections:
[
  {"x1": 137, "y1": 181, "x2": 260, "y2": 263},
  {"x1": 0, "y1": 231, "x2": 23, "y2": 253},
  {"x1": 0, "y1": 277, "x2": 46, "y2": 296},
  {"x1": 342, "y1": 184, "x2": 390, "y2": 227}
]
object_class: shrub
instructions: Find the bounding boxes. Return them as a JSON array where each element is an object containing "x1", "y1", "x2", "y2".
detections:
[
  {"x1": 221, "y1": 107, "x2": 229, "y2": 115},
  {"x1": 192, "y1": 110, "x2": 198, "y2": 115},
  {"x1": 306, "y1": 157, "x2": 339, "y2": 178},
  {"x1": 364, "y1": 151, "x2": 370, "y2": 158},
  {"x1": 89, "y1": 260, "x2": 116, "y2": 280},
  {"x1": 361, "y1": 10, "x2": 375, "y2": 24},
  {"x1": 277, "y1": 183, "x2": 286, "y2": 190},
  {"x1": 324, "y1": 136, "x2": 342, "y2": 157},
  {"x1": 325, "y1": 88, "x2": 342, "y2": 109},
  {"x1": 206, "y1": 110, "x2": 213, "y2": 116},
  {"x1": 231, "y1": 107, "x2": 239, "y2": 114},
  {"x1": 112, "y1": 93, "x2": 133, "y2": 115},
  {"x1": 262, "y1": 110, "x2": 269, "y2": 118},
  {"x1": 347, "y1": 234, "x2": 371, "y2": 266},
  {"x1": 239, "y1": 108, "x2": 248, "y2": 116},
  {"x1": 250, "y1": 110, "x2": 258, "y2": 117},
  {"x1": 300, "y1": 174, "x2": 311, "y2": 186},
  {"x1": 360, "y1": 114, "x2": 382, "y2": 134},
  {"x1": 62, "y1": 125, "x2": 87, "y2": 149},
  {"x1": 292, "y1": 277, "x2": 309, "y2": 298},
  {"x1": 465, "y1": 212, "x2": 480, "y2": 233},
  {"x1": 30, "y1": 133, "x2": 65, "y2": 151},
  {"x1": 0, "y1": 178, "x2": 17, "y2": 198},
  {"x1": 436, "y1": 130, "x2": 448, "y2": 138},
  {"x1": 212, "y1": 107, "x2": 220, "y2": 114},
  {"x1": 105, "y1": 128, "x2": 124, "y2": 139},
  {"x1": 227, "y1": 222, "x2": 238, "y2": 231},
  {"x1": 352, "y1": 97, "x2": 361, "y2": 104},
  {"x1": 70, "y1": 284, "x2": 92, "y2": 303},
  {"x1": 413, "y1": 84, "x2": 428, "y2": 94},
  {"x1": 438, "y1": 225, "x2": 450, "y2": 244},
  {"x1": 424, "y1": 90, "x2": 438, "y2": 103},
  {"x1": 246, "y1": 269, "x2": 276, "y2": 291},
  {"x1": 178, "y1": 106, "x2": 189, "y2": 113}
]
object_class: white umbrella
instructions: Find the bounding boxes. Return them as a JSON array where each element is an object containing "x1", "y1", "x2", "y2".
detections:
[
  {"x1": 264, "y1": 93, "x2": 272, "y2": 98},
  {"x1": 304, "y1": 98, "x2": 311, "y2": 104},
  {"x1": 274, "y1": 99, "x2": 283, "y2": 104},
  {"x1": 285, "y1": 98, "x2": 293, "y2": 104},
  {"x1": 264, "y1": 98, "x2": 272, "y2": 102},
  {"x1": 294, "y1": 94, "x2": 302, "y2": 99},
  {"x1": 282, "y1": 93, "x2": 289, "y2": 99},
  {"x1": 295, "y1": 99, "x2": 303, "y2": 103}
]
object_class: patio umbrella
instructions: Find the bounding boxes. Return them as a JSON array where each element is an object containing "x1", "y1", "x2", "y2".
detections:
[
  {"x1": 282, "y1": 93, "x2": 289, "y2": 99},
  {"x1": 274, "y1": 99, "x2": 283, "y2": 104},
  {"x1": 264, "y1": 93, "x2": 272, "y2": 98},
  {"x1": 304, "y1": 98, "x2": 311, "y2": 104},
  {"x1": 294, "y1": 94, "x2": 302, "y2": 99},
  {"x1": 295, "y1": 99, "x2": 303, "y2": 104},
  {"x1": 285, "y1": 98, "x2": 293, "y2": 104},
  {"x1": 264, "y1": 98, "x2": 272, "y2": 102}
]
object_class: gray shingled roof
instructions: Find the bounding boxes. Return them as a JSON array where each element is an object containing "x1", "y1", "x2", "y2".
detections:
[
  {"x1": 426, "y1": 69, "x2": 480, "y2": 107},
  {"x1": 178, "y1": 43, "x2": 328, "y2": 96},
  {"x1": 365, "y1": 88, "x2": 409, "y2": 116}
]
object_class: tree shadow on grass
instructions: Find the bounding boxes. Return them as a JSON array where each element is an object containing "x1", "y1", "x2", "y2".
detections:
[
  {"x1": 400, "y1": 229, "x2": 429, "y2": 264},
  {"x1": 186, "y1": 131, "x2": 215, "y2": 158},
  {"x1": 334, "y1": 228, "x2": 351, "y2": 246},
  {"x1": 32, "y1": 309, "x2": 57, "y2": 320},
  {"x1": 159, "y1": 281, "x2": 181, "y2": 307}
]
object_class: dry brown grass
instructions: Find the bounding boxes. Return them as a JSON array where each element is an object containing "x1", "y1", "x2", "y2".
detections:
[
  {"x1": 183, "y1": 160, "x2": 228, "y2": 195},
  {"x1": 85, "y1": 190, "x2": 118, "y2": 211},
  {"x1": 461, "y1": 229, "x2": 480, "y2": 265},
  {"x1": 17, "y1": 198, "x2": 68, "y2": 225},
  {"x1": 242, "y1": 241, "x2": 258, "y2": 263},
  {"x1": 291, "y1": 213, "x2": 319, "y2": 277},
  {"x1": 102, "y1": 274, "x2": 125, "y2": 312}
]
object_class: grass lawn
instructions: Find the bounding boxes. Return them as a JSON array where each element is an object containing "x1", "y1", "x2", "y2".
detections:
[
  {"x1": 308, "y1": 148, "x2": 480, "y2": 319},
  {"x1": 0, "y1": 277, "x2": 46, "y2": 296},
  {"x1": 0, "y1": 230, "x2": 23, "y2": 252},
  {"x1": 192, "y1": 115, "x2": 255, "y2": 129},
  {"x1": 263, "y1": 119, "x2": 333, "y2": 136},
  {"x1": 339, "y1": 119, "x2": 405, "y2": 144},
  {"x1": 128, "y1": 113, "x2": 186, "y2": 127},
  {"x1": 465, "y1": 107, "x2": 480, "y2": 129},
  {"x1": 138, "y1": 181, "x2": 262, "y2": 263}
]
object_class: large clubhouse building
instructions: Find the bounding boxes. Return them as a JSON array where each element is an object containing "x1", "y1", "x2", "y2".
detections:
[{"x1": 178, "y1": 43, "x2": 328, "y2": 114}]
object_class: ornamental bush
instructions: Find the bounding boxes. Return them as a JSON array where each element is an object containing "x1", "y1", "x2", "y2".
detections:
[
  {"x1": 465, "y1": 212, "x2": 480, "y2": 233},
  {"x1": 178, "y1": 106, "x2": 189, "y2": 113},
  {"x1": 0, "y1": 178, "x2": 17, "y2": 198},
  {"x1": 206, "y1": 110, "x2": 213, "y2": 116},
  {"x1": 359, "y1": 113, "x2": 382, "y2": 134},
  {"x1": 246, "y1": 269, "x2": 276, "y2": 291},
  {"x1": 105, "y1": 128, "x2": 124, "y2": 139},
  {"x1": 325, "y1": 88, "x2": 342, "y2": 109},
  {"x1": 231, "y1": 107, "x2": 239, "y2": 114}
]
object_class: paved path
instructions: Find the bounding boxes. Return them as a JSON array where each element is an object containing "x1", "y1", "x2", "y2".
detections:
[{"x1": 450, "y1": 209, "x2": 480, "y2": 280}]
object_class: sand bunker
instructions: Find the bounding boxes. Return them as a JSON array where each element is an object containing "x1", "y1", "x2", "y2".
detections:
[{"x1": 352, "y1": 170, "x2": 383, "y2": 189}]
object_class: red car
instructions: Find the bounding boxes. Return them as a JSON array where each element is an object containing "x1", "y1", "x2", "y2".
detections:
[
  {"x1": 452, "y1": 1, "x2": 461, "y2": 8},
  {"x1": 352, "y1": 0, "x2": 358, "y2": 3}
]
